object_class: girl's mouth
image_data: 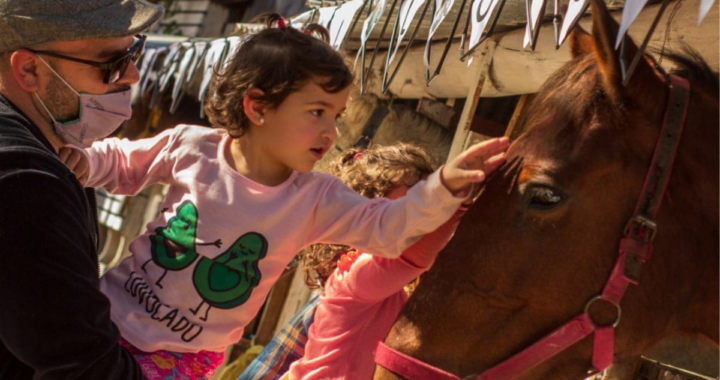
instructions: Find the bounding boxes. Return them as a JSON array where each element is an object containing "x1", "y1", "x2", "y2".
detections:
[{"x1": 310, "y1": 147, "x2": 325, "y2": 159}]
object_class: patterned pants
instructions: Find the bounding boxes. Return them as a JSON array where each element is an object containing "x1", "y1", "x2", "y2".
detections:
[{"x1": 120, "y1": 337, "x2": 225, "y2": 380}]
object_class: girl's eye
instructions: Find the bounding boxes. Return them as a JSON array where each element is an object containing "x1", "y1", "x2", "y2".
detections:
[
  {"x1": 528, "y1": 186, "x2": 565, "y2": 210},
  {"x1": 311, "y1": 109, "x2": 324, "y2": 117}
]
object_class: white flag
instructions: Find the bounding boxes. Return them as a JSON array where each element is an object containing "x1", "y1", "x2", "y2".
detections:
[
  {"x1": 388, "y1": 0, "x2": 426, "y2": 65},
  {"x1": 318, "y1": 6, "x2": 338, "y2": 28},
  {"x1": 557, "y1": 0, "x2": 588, "y2": 47},
  {"x1": 424, "y1": 0, "x2": 456, "y2": 68},
  {"x1": 615, "y1": 0, "x2": 649, "y2": 48},
  {"x1": 523, "y1": 0, "x2": 547, "y2": 49},
  {"x1": 698, "y1": 0, "x2": 716, "y2": 24},
  {"x1": 329, "y1": 0, "x2": 365, "y2": 49},
  {"x1": 468, "y1": 0, "x2": 503, "y2": 51},
  {"x1": 360, "y1": 0, "x2": 388, "y2": 49}
]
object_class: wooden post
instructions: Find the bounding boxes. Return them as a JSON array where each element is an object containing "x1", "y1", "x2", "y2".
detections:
[
  {"x1": 504, "y1": 94, "x2": 535, "y2": 141},
  {"x1": 272, "y1": 266, "x2": 315, "y2": 337},
  {"x1": 252, "y1": 268, "x2": 296, "y2": 346},
  {"x1": 447, "y1": 40, "x2": 497, "y2": 161}
]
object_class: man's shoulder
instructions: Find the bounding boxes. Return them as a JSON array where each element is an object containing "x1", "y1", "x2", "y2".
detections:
[{"x1": 0, "y1": 96, "x2": 55, "y2": 159}]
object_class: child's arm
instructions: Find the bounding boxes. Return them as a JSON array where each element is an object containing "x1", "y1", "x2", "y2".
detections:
[
  {"x1": 309, "y1": 137, "x2": 507, "y2": 258},
  {"x1": 440, "y1": 137, "x2": 509, "y2": 194},
  {"x1": 342, "y1": 209, "x2": 465, "y2": 302},
  {"x1": 63, "y1": 127, "x2": 181, "y2": 195},
  {"x1": 58, "y1": 145, "x2": 90, "y2": 185}
]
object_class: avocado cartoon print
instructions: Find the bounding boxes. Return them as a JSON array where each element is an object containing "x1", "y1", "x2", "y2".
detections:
[
  {"x1": 142, "y1": 201, "x2": 221, "y2": 288},
  {"x1": 189, "y1": 232, "x2": 268, "y2": 321}
]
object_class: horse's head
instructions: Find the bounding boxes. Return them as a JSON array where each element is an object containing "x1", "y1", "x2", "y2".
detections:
[{"x1": 375, "y1": 0, "x2": 719, "y2": 378}]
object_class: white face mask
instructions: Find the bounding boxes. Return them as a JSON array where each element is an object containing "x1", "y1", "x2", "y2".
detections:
[{"x1": 34, "y1": 56, "x2": 132, "y2": 147}]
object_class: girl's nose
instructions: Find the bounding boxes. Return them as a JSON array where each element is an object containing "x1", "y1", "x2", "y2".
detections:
[{"x1": 324, "y1": 121, "x2": 338, "y2": 141}]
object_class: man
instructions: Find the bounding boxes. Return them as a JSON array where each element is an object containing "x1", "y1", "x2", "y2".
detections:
[{"x1": 0, "y1": 1, "x2": 163, "y2": 378}]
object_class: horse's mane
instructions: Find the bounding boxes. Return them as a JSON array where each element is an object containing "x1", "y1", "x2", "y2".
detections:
[
  {"x1": 520, "y1": 44, "x2": 718, "y2": 148},
  {"x1": 657, "y1": 44, "x2": 719, "y2": 91}
]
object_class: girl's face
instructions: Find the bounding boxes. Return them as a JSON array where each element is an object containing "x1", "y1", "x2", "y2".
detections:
[{"x1": 257, "y1": 79, "x2": 350, "y2": 174}]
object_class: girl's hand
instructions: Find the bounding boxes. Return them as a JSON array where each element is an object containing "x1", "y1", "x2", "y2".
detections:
[
  {"x1": 58, "y1": 146, "x2": 90, "y2": 186},
  {"x1": 441, "y1": 137, "x2": 510, "y2": 194}
]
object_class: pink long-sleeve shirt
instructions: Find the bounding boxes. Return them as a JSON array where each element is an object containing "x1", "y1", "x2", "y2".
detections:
[
  {"x1": 80, "y1": 124, "x2": 466, "y2": 353},
  {"x1": 287, "y1": 212, "x2": 463, "y2": 380}
]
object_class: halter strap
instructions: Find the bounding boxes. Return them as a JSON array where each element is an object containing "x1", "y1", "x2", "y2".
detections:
[{"x1": 375, "y1": 74, "x2": 690, "y2": 380}]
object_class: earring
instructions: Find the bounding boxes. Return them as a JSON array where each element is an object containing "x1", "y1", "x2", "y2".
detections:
[{"x1": 258, "y1": 117, "x2": 265, "y2": 125}]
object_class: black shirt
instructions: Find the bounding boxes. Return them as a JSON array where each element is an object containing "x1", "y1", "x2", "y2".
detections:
[{"x1": 0, "y1": 95, "x2": 146, "y2": 379}]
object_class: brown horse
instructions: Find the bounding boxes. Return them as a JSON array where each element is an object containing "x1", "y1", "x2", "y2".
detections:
[{"x1": 374, "y1": 0, "x2": 719, "y2": 378}]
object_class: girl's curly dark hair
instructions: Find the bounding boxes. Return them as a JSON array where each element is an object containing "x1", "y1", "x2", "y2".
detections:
[
  {"x1": 301, "y1": 142, "x2": 436, "y2": 288},
  {"x1": 204, "y1": 13, "x2": 354, "y2": 138}
]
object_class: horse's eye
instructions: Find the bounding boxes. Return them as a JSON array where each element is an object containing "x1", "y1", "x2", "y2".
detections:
[{"x1": 528, "y1": 186, "x2": 564, "y2": 210}]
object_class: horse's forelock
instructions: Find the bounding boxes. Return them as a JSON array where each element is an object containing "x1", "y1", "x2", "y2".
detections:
[{"x1": 519, "y1": 55, "x2": 621, "y2": 154}]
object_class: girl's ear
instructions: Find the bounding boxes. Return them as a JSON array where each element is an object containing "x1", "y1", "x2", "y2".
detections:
[{"x1": 243, "y1": 88, "x2": 267, "y2": 125}]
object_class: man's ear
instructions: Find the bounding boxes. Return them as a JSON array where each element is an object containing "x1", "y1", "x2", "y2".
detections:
[
  {"x1": 242, "y1": 88, "x2": 266, "y2": 125},
  {"x1": 9, "y1": 50, "x2": 42, "y2": 92}
]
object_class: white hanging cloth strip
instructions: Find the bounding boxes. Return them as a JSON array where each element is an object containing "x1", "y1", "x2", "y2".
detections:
[
  {"x1": 357, "y1": 0, "x2": 388, "y2": 67},
  {"x1": 557, "y1": 0, "x2": 588, "y2": 48},
  {"x1": 466, "y1": 0, "x2": 503, "y2": 65},
  {"x1": 198, "y1": 39, "x2": 229, "y2": 104},
  {"x1": 290, "y1": 9, "x2": 315, "y2": 29},
  {"x1": 615, "y1": 0, "x2": 650, "y2": 48},
  {"x1": 388, "y1": 0, "x2": 426, "y2": 65},
  {"x1": 423, "y1": 0, "x2": 456, "y2": 69},
  {"x1": 698, "y1": 0, "x2": 715, "y2": 24},
  {"x1": 318, "y1": 6, "x2": 338, "y2": 27},
  {"x1": 170, "y1": 44, "x2": 196, "y2": 113},
  {"x1": 329, "y1": 0, "x2": 365, "y2": 49},
  {"x1": 186, "y1": 41, "x2": 208, "y2": 85},
  {"x1": 523, "y1": 0, "x2": 547, "y2": 49}
]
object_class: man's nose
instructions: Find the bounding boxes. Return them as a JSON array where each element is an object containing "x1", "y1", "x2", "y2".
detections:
[{"x1": 116, "y1": 61, "x2": 141, "y2": 86}]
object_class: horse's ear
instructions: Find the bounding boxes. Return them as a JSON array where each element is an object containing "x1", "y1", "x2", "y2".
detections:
[
  {"x1": 588, "y1": 0, "x2": 668, "y2": 116},
  {"x1": 588, "y1": 0, "x2": 626, "y2": 102},
  {"x1": 569, "y1": 26, "x2": 593, "y2": 58}
]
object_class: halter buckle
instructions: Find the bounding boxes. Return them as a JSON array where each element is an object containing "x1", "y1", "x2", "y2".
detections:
[{"x1": 623, "y1": 215, "x2": 657, "y2": 242}]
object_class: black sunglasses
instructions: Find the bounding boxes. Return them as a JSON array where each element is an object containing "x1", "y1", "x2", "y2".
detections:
[{"x1": 25, "y1": 34, "x2": 147, "y2": 84}]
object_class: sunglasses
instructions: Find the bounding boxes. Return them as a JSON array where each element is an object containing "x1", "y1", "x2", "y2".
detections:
[{"x1": 25, "y1": 34, "x2": 147, "y2": 84}]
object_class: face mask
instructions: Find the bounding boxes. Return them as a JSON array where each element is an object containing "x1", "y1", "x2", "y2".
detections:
[{"x1": 34, "y1": 56, "x2": 132, "y2": 147}]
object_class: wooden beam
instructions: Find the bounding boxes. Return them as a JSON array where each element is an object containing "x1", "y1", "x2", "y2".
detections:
[
  {"x1": 361, "y1": 0, "x2": 718, "y2": 99},
  {"x1": 504, "y1": 94, "x2": 535, "y2": 141},
  {"x1": 447, "y1": 40, "x2": 497, "y2": 161}
]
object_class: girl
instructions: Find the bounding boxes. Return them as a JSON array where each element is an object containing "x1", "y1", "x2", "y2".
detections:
[
  {"x1": 286, "y1": 143, "x2": 465, "y2": 380},
  {"x1": 61, "y1": 14, "x2": 508, "y2": 380},
  {"x1": 238, "y1": 142, "x2": 465, "y2": 380}
]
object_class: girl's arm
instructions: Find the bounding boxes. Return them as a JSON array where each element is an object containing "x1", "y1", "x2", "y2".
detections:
[
  {"x1": 65, "y1": 126, "x2": 182, "y2": 195},
  {"x1": 309, "y1": 169, "x2": 465, "y2": 258},
  {"x1": 309, "y1": 137, "x2": 506, "y2": 258}
]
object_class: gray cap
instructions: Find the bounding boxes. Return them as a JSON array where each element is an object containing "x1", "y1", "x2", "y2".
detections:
[{"x1": 0, "y1": 0, "x2": 164, "y2": 52}]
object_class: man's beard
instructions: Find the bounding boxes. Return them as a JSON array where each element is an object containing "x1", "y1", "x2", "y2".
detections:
[{"x1": 44, "y1": 70, "x2": 81, "y2": 123}]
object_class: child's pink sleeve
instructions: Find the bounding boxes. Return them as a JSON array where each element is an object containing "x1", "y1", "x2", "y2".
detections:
[
  {"x1": 84, "y1": 127, "x2": 178, "y2": 195},
  {"x1": 401, "y1": 207, "x2": 466, "y2": 268},
  {"x1": 342, "y1": 208, "x2": 466, "y2": 302}
]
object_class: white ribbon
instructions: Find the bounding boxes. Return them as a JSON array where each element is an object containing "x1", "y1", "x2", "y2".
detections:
[
  {"x1": 615, "y1": 0, "x2": 649, "y2": 48},
  {"x1": 388, "y1": 0, "x2": 426, "y2": 65}
]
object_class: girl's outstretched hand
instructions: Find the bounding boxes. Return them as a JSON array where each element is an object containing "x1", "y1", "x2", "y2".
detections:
[
  {"x1": 441, "y1": 137, "x2": 510, "y2": 194},
  {"x1": 58, "y1": 145, "x2": 90, "y2": 186}
]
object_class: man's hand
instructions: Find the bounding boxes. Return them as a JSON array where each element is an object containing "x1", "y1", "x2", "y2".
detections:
[
  {"x1": 58, "y1": 146, "x2": 89, "y2": 185},
  {"x1": 441, "y1": 137, "x2": 509, "y2": 194}
]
